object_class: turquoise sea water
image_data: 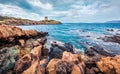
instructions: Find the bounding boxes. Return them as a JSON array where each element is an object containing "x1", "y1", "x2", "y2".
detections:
[{"x1": 18, "y1": 23, "x2": 120, "y2": 53}]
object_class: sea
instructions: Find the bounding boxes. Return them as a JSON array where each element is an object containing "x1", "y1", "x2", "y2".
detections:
[{"x1": 18, "y1": 23, "x2": 120, "y2": 54}]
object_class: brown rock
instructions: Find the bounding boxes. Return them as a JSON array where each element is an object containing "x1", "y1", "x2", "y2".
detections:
[
  {"x1": 97, "y1": 55, "x2": 120, "y2": 74},
  {"x1": 46, "y1": 59, "x2": 61, "y2": 74},
  {"x1": 71, "y1": 64, "x2": 82, "y2": 74},
  {"x1": 55, "y1": 61, "x2": 73, "y2": 74},
  {"x1": 30, "y1": 45, "x2": 42, "y2": 59},
  {"x1": 14, "y1": 45, "x2": 42, "y2": 73},
  {"x1": 14, "y1": 54, "x2": 32, "y2": 74},
  {"x1": 19, "y1": 39, "x2": 25, "y2": 47},
  {"x1": 62, "y1": 51, "x2": 79, "y2": 63},
  {"x1": 22, "y1": 61, "x2": 43, "y2": 74}
]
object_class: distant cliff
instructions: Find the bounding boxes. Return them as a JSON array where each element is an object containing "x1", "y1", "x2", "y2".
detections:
[
  {"x1": 0, "y1": 16, "x2": 61, "y2": 26},
  {"x1": 106, "y1": 20, "x2": 120, "y2": 23}
]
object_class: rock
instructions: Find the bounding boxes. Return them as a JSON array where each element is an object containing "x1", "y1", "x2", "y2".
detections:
[
  {"x1": 50, "y1": 41, "x2": 75, "y2": 53},
  {"x1": 30, "y1": 45, "x2": 42, "y2": 59},
  {"x1": 0, "y1": 25, "x2": 48, "y2": 48},
  {"x1": 46, "y1": 59, "x2": 61, "y2": 74},
  {"x1": 71, "y1": 64, "x2": 82, "y2": 74},
  {"x1": 19, "y1": 48, "x2": 31, "y2": 58},
  {"x1": 33, "y1": 41, "x2": 40, "y2": 47},
  {"x1": 55, "y1": 61, "x2": 73, "y2": 74},
  {"x1": 37, "y1": 38, "x2": 47, "y2": 45},
  {"x1": 49, "y1": 41, "x2": 77, "y2": 59},
  {"x1": 19, "y1": 39, "x2": 25, "y2": 47},
  {"x1": 42, "y1": 47, "x2": 49, "y2": 58},
  {"x1": 22, "y1": 61, "x2": 43, "y2": 74},
  {"x1": 14, "y1": 54, "x2": 32, "y2": 74},
  {"x1": 101, "y1": 35, "x2": 120, "y2": 44},
  {"x1": 97, "y1": 55, "x2": 120, "y2": 74},
  {"x1": 24, "y1": 38, "x2": 35, "y2": 49},
  {"x1": 62, "y1": 51, "x2": 79, "y2": 63},
  {"x1": 0, "y1": 46, "x2": 20, "y2": 74},
  {"x1": 14, "y1": 45, "x2": 42, "y2": 73}
]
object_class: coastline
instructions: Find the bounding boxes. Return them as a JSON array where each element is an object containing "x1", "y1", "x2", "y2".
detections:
[
  {"x1": 0, "y1": 16, "x2": 61, "y2": 26},
  {"x1": 0, "y1": 24, "x2": 120, "y2": 74}
]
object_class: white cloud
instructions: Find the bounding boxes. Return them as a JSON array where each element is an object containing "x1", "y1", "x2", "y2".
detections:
[
  {"x1": 26, "y1": 0, "x2": 53, "y2": 10},
  {"x1": 0, "y1": 4, "x2": 43, "y2": 20}
]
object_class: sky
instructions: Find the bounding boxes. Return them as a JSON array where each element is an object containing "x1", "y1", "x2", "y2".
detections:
[{"x1": 0, "y1": 0, "x2": 120, "y2": 23}]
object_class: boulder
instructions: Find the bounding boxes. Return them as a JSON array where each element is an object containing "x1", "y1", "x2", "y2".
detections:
[
  {"x1": 62, "y1": 51, "x2": 79, "y2": 63},
  {"x1": 46, "y1": 59, "x2": 61, "y2": 74},
  {"x1": 97, "y1": 55, "x2": 120, "y2": 74},
  {"x1": 14, "y1": 45, "x2": 42, "y2": 73},
  {"x1": 55, "y1": 61, "x2": 73, "y2": 74},
  {"x1": 22, "y1": 61, "x2": 43, "y2": 74}
]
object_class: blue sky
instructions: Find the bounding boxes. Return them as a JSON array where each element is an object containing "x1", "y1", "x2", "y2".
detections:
[{"x1": 0, "y1": 0, "x2": 120, "y2": 23}]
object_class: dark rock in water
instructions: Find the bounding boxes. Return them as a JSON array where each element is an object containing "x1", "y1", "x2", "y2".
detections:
[
  {"x1": 51, "y1": 41, "x2": 75, "y2": 53},
  {"x1": 101, "y1": 35, "x2": 120, "y2": 44},
  {"x1": 0, "y1": 46, "x2": 20, "y2": 74},
  {"x1": 82, "y1": 42, "x2": 115, "y2": 57},
  {"x1": 49, "y1": 41, "x2": 76, "y2": 59},
  {"x1": 107, "y1": 29, "x2": 114, "y2": 31}
]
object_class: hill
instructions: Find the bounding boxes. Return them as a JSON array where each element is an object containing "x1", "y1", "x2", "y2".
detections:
[{"x1": 0, "y1": 16, "x2": 61, "y2": 26}]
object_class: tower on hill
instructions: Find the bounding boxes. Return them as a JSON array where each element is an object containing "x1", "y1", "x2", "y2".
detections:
[{"x1": 45, "y1": 16, "x2": 48, "y2": 21}]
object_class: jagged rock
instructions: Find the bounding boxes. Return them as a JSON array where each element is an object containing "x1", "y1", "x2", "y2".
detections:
[
  {"x1": 46, "y1": 59, "x2": 61, "y2": 74},
  {"x1": 101, "y1": 35, "x2": 120, "y2": 44},
  {"x1": 14, "y1": 54, "x2": 32, "y2": 73},
  {"x1": 55, "y1": 61, "x2": 73, "y2": 74},
  {"x1": 71, "y1": 64, "x2": 82, "y2": 74},
  {"x1": 0, "y1": 25, "x2": 48, "y2": 44},
  {"x1": 22, "y1": 61, "x2": 43, "y2": 74},
  {"x1": 49, "y1": 41, "x2": 77, "y2": 59},
  {"x1": 19, "y1": 39, "x2": 25, "y2": 47},
  {"x1": 97, "y1": 55, "x2": 120, "y2": 74},
  {"x1": 14, "y1": 45, "x2": 42, "y2": 74},
  {"x1": 19, "y1": 48, "x2": 31, "y2": 58},
  {"x1": 0, "y1": 46, "x2": 20, "y2": 74},
  {"x1": 62, "y1": 51, "x2": 79, "y2": 63}
]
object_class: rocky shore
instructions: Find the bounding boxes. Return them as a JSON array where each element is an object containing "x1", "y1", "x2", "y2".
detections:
[{"x1": 0, "y1": 25, "x2": 120, "y2": 74}]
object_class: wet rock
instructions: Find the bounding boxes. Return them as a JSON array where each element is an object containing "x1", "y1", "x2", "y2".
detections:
[
  {"x1": 102, "y1": 35, "x2": 120, "y2": 44},
  {"x1": 0, "y1": 46, "x2": 20, "y2": 74},
  {"x1": 51, "y1": 41, "x2": 75, "y2": 53},
  {"x1": 107, "y1": 29, "x2": 114, "y2": 31},
  {"x1": 49, "y1": 41, "x2": 76, "y2": 59},
  {"x1": 97, "y1": 55, "x2": 120, "y2": 74}
]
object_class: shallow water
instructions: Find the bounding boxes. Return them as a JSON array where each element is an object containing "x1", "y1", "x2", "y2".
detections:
[{"x1": 18, "y1": 23, "x2": 120, "y2": 53}]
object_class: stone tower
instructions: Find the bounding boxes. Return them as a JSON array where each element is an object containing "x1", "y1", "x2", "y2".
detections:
[{"x1": 45, "y1": 16, "x2": 48, "y2": 21}]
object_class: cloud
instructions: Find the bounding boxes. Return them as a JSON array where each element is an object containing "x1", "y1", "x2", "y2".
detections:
[
  {"x1": 26, "y1": 0, "x2": 53, "y2": 10},
  {"x1": 0, "y1": 3, "x2": 43, "y2": 20},
  {"x1": 0, "y1": 0, "x2": 120, "y2": 22}
]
